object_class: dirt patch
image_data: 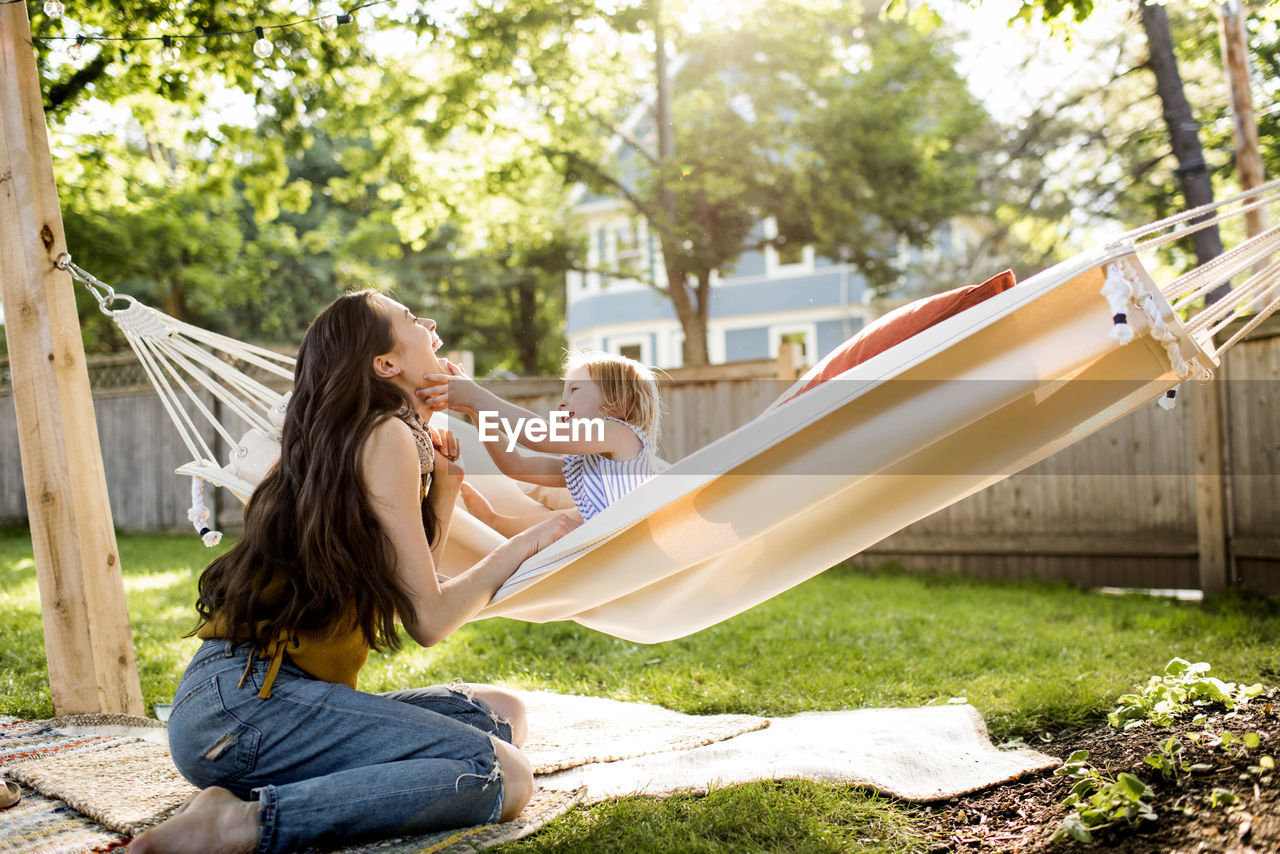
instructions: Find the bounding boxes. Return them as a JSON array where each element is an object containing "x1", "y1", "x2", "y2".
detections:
[{"x1": 913, "y1": 688, "x2": 1279, "y2": 853}]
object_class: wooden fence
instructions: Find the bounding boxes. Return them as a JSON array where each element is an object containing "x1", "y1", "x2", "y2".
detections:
[{"x1": 1, "y1": 320, "x2": 1276, "y2": 594}]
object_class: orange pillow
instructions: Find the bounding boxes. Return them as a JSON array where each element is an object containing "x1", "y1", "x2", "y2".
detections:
[{"x1": 782, "y1": 270, "x2": 1016, "y2": 404}]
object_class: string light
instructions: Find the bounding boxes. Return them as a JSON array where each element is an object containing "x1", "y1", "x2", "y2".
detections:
[
  {"x1": 319, "y1": 1, "x2": 340, "y2": 32},
  {"x1": 252, "y1": 25, "x2": 273, "y2": 58},
  {"x1": 25, "y1": 1, "x2": 387, "y2": 63}
]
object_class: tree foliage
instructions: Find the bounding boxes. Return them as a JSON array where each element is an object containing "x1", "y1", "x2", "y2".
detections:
[
  {"x1": 538, "y1": 0, "x2": 994, "y2": 363},
  {"x1": 17, "y1": 0, "x2": 605, "y2": 374}
]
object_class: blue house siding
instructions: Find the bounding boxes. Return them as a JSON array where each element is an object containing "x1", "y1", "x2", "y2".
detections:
[
  {"x1": 724, "y1": 326, "x2": 770, "y2": 361},
  {"x1": 730, "y1": 249, "x2": 767, "y2": 278},
  {"x1": 566, "y1": 269, "x2": 869, "y2": 335},
  {"x1": 816, "y1": 318, "x2": 858, "y2": 357},
  {"x1": 710, "y1": 271, "x2": 850, "y2": 316},
  {"x1": 568, "y1": 289, "x2": 677, "y2": 335}
]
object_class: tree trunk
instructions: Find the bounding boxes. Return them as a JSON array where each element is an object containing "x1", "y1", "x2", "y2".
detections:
[
  {"x1": 516, "y1": 274, "x2": 540, "y2": 376},
  {"x1": 1140, "y1": 1, "x2": 1225, "y2": 274},
  {"x1": 653, "y1": 0, "x2": 709, "y2": 366},
  {"x1": 664, "y1": 259, "x2": 710, "y2": 365},
  {"x1": 1218, "y1": 1, "x2": 1266, "y2": 239}
]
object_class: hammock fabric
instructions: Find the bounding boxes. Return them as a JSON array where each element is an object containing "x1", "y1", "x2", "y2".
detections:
[
  {"x1": 71, "y1": 182, "x2": 1280, "y2": 642},
  {"x1": 461, "y1": 246, "x2": 1211, "y2": 641}
]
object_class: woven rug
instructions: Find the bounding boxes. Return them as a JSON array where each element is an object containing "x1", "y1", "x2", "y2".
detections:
[
  {"x1": 0, "y1": 787, "x2": 126, "y2": 854},
  {"x1": 0, "y1": 692, "x2": 765, "y2": 852}
]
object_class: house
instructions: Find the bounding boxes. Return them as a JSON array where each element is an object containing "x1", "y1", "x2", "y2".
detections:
[{"x1": 564, "y1": 192, "x2": 988, "y2": 369}]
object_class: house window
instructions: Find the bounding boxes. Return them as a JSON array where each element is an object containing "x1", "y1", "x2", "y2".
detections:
[
  {"x1": 596, "y1": 227, "x2": 610, "y2": 286},
  {"x1": 778, "y1": 331, "x2": 807, "y2": 359},
  {"x1": 763, "y1": 216, "x2": 813, "y2": 276},
  {"x1": 770, "y1": 325, "x2": 816, "y2": 369},
  {"x1": 608, "y1": 335, "x2": 650, "y2": 364},
  {"x1": 775, "y1": 237, "x2": 804, "y2": 267},
  {"x1": 615, "y1": 220, "x2": 645, "y2": 278}
]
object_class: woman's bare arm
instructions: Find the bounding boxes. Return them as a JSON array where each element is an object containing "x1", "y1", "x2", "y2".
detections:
[{"x1": 361, "y1": 417, "x2": 579, "y2": 647}]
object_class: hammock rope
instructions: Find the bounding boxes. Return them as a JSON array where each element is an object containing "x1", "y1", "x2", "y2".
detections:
[
  {"x1": 56, "y1": 252, "x2": 295, "y2": 545},
  {"x1": 1115, "y1": 180, "x2": 1280, "y2": 362}
]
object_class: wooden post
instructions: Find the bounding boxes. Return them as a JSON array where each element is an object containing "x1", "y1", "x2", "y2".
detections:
[
  {"x1": 1190, "y1": 378, "x2": 1231, "y2": 596},
  {"x1": 1, "y1": 4, "x2": 143, "y2": 714}
]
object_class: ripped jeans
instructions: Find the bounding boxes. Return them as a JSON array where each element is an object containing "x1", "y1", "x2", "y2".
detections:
[{"x1": 167, "y1": 640, "x2": 512, "y2": 853}]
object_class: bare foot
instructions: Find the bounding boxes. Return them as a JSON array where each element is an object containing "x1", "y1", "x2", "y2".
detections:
[
  {"x1": 460, "y1": 482, "x2": 497, "y2": 526},
  {"x1": 127, "y1": 787, "x2": 259, "y2": 854}
]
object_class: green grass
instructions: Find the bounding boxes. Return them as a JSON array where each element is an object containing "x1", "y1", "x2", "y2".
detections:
[{"x1": 3, "y1": 525, "x2": 1278, "y2": 851}]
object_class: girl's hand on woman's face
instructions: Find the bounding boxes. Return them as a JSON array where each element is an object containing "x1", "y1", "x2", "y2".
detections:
[
  {"x1": 441, "y1": 359, "x2": 469, "y2": 378},
  {"x1": 416, "y1": 371, "x2": 478, "y2": 415}
]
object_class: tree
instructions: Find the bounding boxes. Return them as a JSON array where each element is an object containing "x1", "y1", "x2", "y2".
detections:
[
  {"x1": 540, "y1": 0, "x2": 992, "y2": 365},
  {"x1": 19, "y1": 0, "x2": 593, "y2": 372},
  {"x1": 1138, "y1": 0, "x2": 1223, "y2": 267}
]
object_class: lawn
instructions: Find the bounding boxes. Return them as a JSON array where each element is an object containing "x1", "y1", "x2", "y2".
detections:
[{"x1": 3, "y1": 525, "x2": 1278, "y2": 851}]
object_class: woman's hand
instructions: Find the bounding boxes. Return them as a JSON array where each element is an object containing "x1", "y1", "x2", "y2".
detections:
[
  {"x1": 515, "y1": 510, "x2": 582, "y2": 561},
  {"x1": 429, "y1": 426, "x2": 462, "y2": 472},
  {"x1": 418, "y1": 359, "x2": 481, "y2": 417}
]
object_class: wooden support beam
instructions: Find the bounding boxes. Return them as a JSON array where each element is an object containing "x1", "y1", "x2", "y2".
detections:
[
  {"x1": 1, "y1": 3, "x2": 143, "y2": 714},
  {"x1": 1189, "y1": 378, "x2": 1231, "y2": 596}
]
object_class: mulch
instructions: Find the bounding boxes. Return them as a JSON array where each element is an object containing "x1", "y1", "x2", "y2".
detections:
[{"x1": 912, "y1": 688, "x2": 1279, "y2": 853}]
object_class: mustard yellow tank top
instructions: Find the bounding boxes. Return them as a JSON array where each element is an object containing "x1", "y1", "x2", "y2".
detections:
[{"x1": 197, "y1": 410, "x2": 435, "y2": 698}]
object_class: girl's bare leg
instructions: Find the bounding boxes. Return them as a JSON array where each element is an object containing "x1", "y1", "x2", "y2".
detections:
[
  {"x1": 127, "y1": 787, "x2": 258, "y2": 854},
  {"x1": 460, "y1": 482, "x2": 554, "y2": 538}
]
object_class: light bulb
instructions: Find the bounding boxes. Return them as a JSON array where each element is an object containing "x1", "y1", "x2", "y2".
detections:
[
  {"x1": 68, "y1": 34, "x2": 85, "y2": 61},
  {"x1": 253, "y1": 26, "x2": 273, "y2": 58},
  {"x1": 161, "y1": 36, "x2": 179, "y2": 64},
  {"x1": 319, "y1": 2, "x2": 342, "y2": 31},
  {"x1": 43, "y1": 1, "x2": 64, "y2": 18}
]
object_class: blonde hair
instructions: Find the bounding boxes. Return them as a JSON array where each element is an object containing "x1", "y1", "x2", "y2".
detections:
[{"x1": 563, "y1": 350, "x2": 662, "y2": 440}]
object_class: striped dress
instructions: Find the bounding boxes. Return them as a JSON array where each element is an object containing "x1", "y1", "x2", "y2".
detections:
[{"x1": 562, "y1": 418, "x2": 659, "y2": 521}]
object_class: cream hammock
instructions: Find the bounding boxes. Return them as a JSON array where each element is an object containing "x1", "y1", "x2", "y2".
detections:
[{"x1": 65, "y1": 181, "x2": 1280, "y2": 642}]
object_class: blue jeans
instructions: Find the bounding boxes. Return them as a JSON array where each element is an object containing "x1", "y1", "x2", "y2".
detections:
[{"x1": 167, "y1": 639, "x2": 511, "y2": 853}]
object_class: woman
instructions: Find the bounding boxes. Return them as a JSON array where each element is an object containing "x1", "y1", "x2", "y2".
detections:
[{"x1": 129, "y1": 290, "x2": 578, "y2": 854}]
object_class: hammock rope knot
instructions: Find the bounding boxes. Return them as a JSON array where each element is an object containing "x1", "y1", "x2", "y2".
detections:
[
  {"x1": 188, "y1": 476, "x2": 222, "y2": 547},
  {"x1": 1101, "y1": 261, "x2": 1137, "y2": 344},
  {"x1": 115, "y1": 300, "x2": 170, "y2": 340}
]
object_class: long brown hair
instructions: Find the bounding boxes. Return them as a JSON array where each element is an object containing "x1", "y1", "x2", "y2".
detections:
[{"x1": 194, "y1": 290, "x2": 430, "y2": 652}]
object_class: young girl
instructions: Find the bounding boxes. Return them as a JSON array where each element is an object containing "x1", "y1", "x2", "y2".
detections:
[{"x1": 421, "y1": 351, "x2": 662, "y2": 535}]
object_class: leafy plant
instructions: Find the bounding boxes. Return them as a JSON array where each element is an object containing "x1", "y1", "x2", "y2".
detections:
[
  {"x1": 1051, "y1": 749, "x2": 1157, "y2": 843},
  {"x1": 1144, "y1": 735, "x2": 1192, "y2": 779},
  {"x1": 1245, "y1": 753, "x2": 1275, "y2": 786},
  {"x1": 1109, "y1": 658, "x2": 1265, "y2": 729},
  {"x1": 1205, "y1": 788, "x2": 1238, "y2": 810}
]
